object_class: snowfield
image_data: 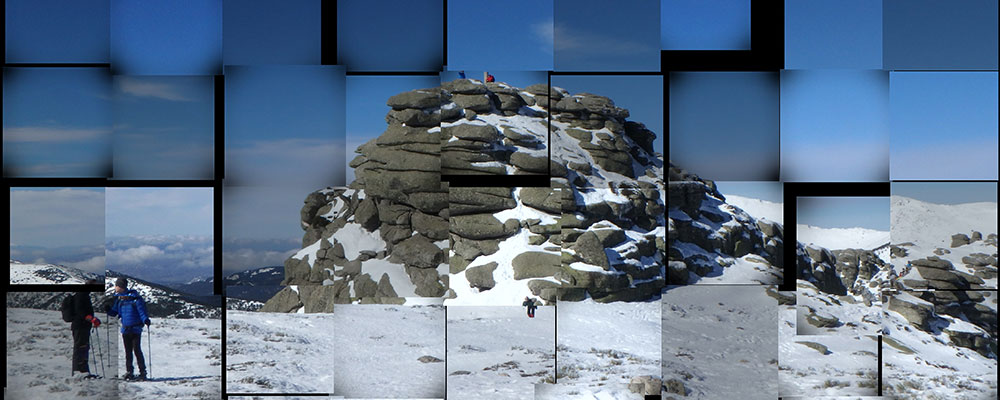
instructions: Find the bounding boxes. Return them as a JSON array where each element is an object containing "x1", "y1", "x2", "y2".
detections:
[
  {"x1": 115, "y1": 316, "x2": 221, "y2": 399},
  {"x1": 796, "y1": 225, "x2": 890, "y2": 251},
  {"x1": 333, "y1": 304, "x2": 445, "y2": 398},
  {"x1": 535, "y1": 300, "x2": 660, "y2": 399},
  {"x1": 446, "y1": 306, "x2": 554, "y2": 399},
  {"x1": 724, "y1": 194, "x2": 783, "y2": 224},
  {"x1": 226, "y1": 310, "x2": 337, "y2": 394},
  {"x1": 9, "y1": 260, "x2": 101, "y2": 285},
  {"x1": 6, "y1": 308, "x2": 118, "y2": 399},
  {"x1": 882, "y1": 291, "x2": 997, "y2": 399},
  {"x1": 661, "y1": 285, "x2": 778, "y2": 399},
  {"x1": 779, "y1": 304, "x2": 879, "y2": 397},
  {"x1": 890, "y1": 195, "x2": 998, "y2": 290}
]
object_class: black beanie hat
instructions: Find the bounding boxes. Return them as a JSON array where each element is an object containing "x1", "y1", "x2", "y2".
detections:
[{"x1": 115, "y1": 277, "x2": 128, "y2": 288}]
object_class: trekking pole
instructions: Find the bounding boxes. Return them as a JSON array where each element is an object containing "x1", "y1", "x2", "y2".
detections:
[
  {"x1": 106, "y1": 312, "x2": 111, "y2": 371},
  {"x1": 94, "y1": 327, "x2": 106, "y2": 378},
  {"x1": 147, "y1": 326, "x2": 152, "y2": 379},
  {"x1": 89, "y1": 332, "x2": 96, "y2": 377}
]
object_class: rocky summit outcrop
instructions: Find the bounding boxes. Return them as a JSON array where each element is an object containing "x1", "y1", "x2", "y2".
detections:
[
  {"x1": 667, "y1": 163, "x2": 783, "y2": 285},
  {"x1": 262, "y1": 79, "x2": 665, "y2": 310},
  {"x1": 887, "y1": 290, "x2": 998, "y2": 358}
]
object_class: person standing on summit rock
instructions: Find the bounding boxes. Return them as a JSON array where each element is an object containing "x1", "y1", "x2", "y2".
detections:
[{"x1": 106, "y1": 277, "x2": 151, "y2": 381}]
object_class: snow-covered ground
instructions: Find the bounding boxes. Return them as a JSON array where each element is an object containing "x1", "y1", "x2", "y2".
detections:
[
  {"x1": 882, "y1": 291, "x2": 997, "y2": 399},
  {"x1": 6, "y1": 308, "x2": 118, "y2": 399},
  {"x1": 661, "y1": 285, "x2": 778, "y2": 399},
  {"x1": 446, "y1": 306, "x2": 554, "y2": 399},
  {"x1": 115, "y1": 317, "x2": 221, "y2": 399},
  {"x1": 796, "y1": 280, "x2": 882, "y2": 336},
  {"x1": 779, "y1": 304, "x2": 879, "y2": 397},
  {"x1": 535, "y1": 300, "x2": 660, "y2": 399},
  {"x1": 890, "y1": 195, "x2": 998, "y2": 290},
  {"x1": 797, "y1": 225, "x2": 890, "y2": 251},
  {"x1": 226, "y1": 310, "x2": 336, "y2": 394},
  {"x1": 9, "y1": 260, "x2": 101, "y2": 284},
  {"x1": 891, "y1": 196, "x2": 997, "y2": 247},
  {"x1": 332, "y1": 304, "x2": 445, "y2": 398},
  {"x1": 725, "y1": 194, "x2": 783, "y2": 224}
]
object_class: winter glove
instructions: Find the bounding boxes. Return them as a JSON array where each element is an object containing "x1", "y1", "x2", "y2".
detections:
[
  {"x1": 85, "y1": 315, "x2": 101, "y2": 328},
  {"x1": 104, "y1": 304, "x2": 112, "y2": 313},
  {"x1": 144, "y1": 319, "x2": 151, "y2": 327}
]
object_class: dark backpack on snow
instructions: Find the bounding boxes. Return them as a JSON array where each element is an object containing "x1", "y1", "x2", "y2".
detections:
[{"x1": 61, "y1": 294, "x2": 76, "y2": 322}]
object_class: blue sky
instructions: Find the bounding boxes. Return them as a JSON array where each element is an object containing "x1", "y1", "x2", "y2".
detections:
[
  {"x1": 223, "y1": 185, "x2": 312, "y2": 273},
  {"x1": 554, "y1": 0, "x2": 659, "y2": 71},
  {"x1": 447, "y1": 0, "x2": 552, "y2": 70},
  {"x1": 345, "y1": 75, "x2": 441, "y2": 183},
  {"x1": 714, "y1": 181, "x2": 783, "y2": 203},
  {"x1": 797, "y1": 197, "x2": 890, "y2": 231},
  {"x1": 9, "y1": 188, "x2": 106, "y2": 273},
  {"x1": 113, "y1": 76, "x2": 214, "y2": 180},
  {"x1": 661, "y1": 0, "x2": 750, "y2": 50},
  {"x1": 111, "y1": 0, "x2": 222, "y2": 75},
  {"x1": 3, "y1": 68, "x2": 111, "y2": 177},
  {"x1": 884, "y1": 0, "x2": 998, "y2": 70},
  {"x1": 890, "y1": 72, "x2": 998, "y2": 180},
  {"x1": 781, "y1": 70, "x2": 889, "y2": 182},
  {"x1": 784, "y1": 0, "x2": 881, "y2": 69},
  {"x1": 225, "y1": 65, "x2": 346, "y2": 187},
  {"x1": 669, "y1": 72, "x2": 778, "y2": 181},
  {"x1": 105, "y1": 188, "x2": 213, "y2": 237},
  {"x1": 551, "y1": 75, "x2": 663, "y2": 153},
  {"x1": 5, "y1": 0, "x2": 109, "y2": 63},
  {"x1": 892, "y1": 182, "x2": 998, "y2": 205},
  {"x1": 223, "y1": 0, "x2": 320, "y2": 65},
  {"x1": 338, "y1": 0, "x2": 442, "y2": 71}
]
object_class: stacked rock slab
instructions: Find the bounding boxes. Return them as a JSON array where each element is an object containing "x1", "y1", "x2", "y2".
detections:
[
  {"x1": 263, "y1": 79, "x2": 666, "y2": 309},
  {"x1": 667, "y1": 162, "x2": 784, "y2": 284}
]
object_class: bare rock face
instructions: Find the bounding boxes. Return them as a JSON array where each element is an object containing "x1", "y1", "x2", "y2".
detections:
[{"x1": 667, "y1": 163, "x2": 783, "y2": 285}]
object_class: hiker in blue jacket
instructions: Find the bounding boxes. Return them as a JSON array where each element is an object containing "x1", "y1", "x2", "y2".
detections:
[{"x1": 106, "y1": 277, "x2": 151, "y2": 381}]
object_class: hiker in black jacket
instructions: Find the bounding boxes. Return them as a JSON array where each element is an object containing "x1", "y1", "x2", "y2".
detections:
[
  {"x1": 70, "y1": 283, "x2": 101, "y2": 378},
  {"x1": 523, "y1": 296, "x2": 538, "y2": 318}
]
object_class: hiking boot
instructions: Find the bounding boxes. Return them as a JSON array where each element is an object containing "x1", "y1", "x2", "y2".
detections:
[
  {"x1": 136, "y1": 372, "x2": 147, "y2": 381},
  {"x1": 83, "y1": 374, "x2": 100, "y2": 380},
  {"x1": 123, "y1": 373, "x2": 135, "y2": 381}
]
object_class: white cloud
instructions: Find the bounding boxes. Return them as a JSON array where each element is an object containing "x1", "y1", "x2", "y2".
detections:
[
  {"x1": 551, "y1": 23, "x2": 655, "y2": 56},
  {"x1": 116, "y1": 77, "x2": 195, "y2": 102},
  {"x1": 531, "y1": 20, "x2": 554, "y2": 54},
  {"x1": 3, "y1": 126, "x2": 111, "y2": 143},
  {"x1": 107, "y1": 245, "x2": 163, "y2": 265},
  {"x1": 66, "y1": 255, "x2": 106, "y2": 273}
]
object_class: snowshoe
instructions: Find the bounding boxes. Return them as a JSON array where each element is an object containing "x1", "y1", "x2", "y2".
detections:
[{"x1": 83, "y1": 374, "x2": 101, "y2": 380}]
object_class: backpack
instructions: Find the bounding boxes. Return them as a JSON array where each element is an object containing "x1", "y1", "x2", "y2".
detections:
[{"x1": 60, "y1": 294, "x2": 76, "y2": 322}]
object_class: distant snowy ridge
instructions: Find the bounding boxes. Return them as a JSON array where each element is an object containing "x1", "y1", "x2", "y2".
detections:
[
  {"x1": 796, "y1": 225, "x2": 890, "y2": 251},
  {"x1": 8, "y1": 259, "x2": 101, "y2": 285},
  {"x1": 891, "y1": 195, "x2": 998, "y2": 247},
  {"x1": 724, "y1": 194, "x2": 783, "y2": 224}
]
